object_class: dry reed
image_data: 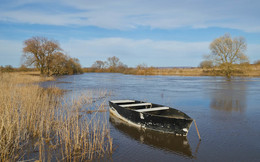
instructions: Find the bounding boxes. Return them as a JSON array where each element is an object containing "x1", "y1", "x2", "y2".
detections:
[{"x1": 0, "y1": 72, "x2": 112, "y2": 161}]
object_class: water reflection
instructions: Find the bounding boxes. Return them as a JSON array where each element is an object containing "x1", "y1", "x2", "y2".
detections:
[
  {"x1": 109, "y1": 115, "x2": 194, "y2": 158},
  {"x1": 210, "y1": 80, "x2": 247, "y2": 112},
  {"x1": 39, "y1": 74, "x2": 260, "y2": 161}
]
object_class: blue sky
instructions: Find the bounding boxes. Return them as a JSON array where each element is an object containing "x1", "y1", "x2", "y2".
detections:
[{"x1": 0, "y1": 0, "x2": 260, "y2": 67}]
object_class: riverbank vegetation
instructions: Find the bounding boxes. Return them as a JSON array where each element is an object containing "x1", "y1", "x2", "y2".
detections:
[
  {"x1": 22, "y1": 36, "x2": 83, "y2": 76},
  {"x1": 0, "y1": 72, "x2": 112, "y2": 161},
  {"x1": 85, "y1": 56, "x2": 260, "y2": 77},
  {"x1": 90, "y1": 56, "x2": 128, "y2": 73},
  {"x1": 0, "y1": 65, "x2": 35, "y2": 73},
  {"x1": 85, "y1": 64, "x2": 260, "y2": 77}
]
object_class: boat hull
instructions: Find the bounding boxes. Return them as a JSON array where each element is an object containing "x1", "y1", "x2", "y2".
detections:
[{"x1": 109, "y1": 101, "x2": 193, "y2": 136}]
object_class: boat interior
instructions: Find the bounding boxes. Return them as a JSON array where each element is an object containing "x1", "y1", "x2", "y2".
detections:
[{"x1": 110, "y1": 100, "x2": 190, "y2": 119}]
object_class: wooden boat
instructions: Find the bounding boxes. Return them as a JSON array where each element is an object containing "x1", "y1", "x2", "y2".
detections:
[{"x1": 109, "y1": 100, "x2": 194, "y2": 136}]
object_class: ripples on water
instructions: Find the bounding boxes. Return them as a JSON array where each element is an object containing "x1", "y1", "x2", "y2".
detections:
[{"x1": 40, "y1": 73, "x2": 260, "y2": 161}]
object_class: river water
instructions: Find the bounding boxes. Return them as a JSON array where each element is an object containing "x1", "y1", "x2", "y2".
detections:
[{"x1": 41, "y1": 73, "x2": 260, "y2": 161}]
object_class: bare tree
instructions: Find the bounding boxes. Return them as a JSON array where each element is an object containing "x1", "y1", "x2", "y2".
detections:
[
  {"x1": 91, "y1": 56, "x2": 128, "y2": 73},
  {"x1": 107, "y1": 56, "x2": 120, "y2": 68},
  {"x1": 66, "y1": 57, "x2": 83, "y2": 75},
  {"x1": 92, "y1": 60, "x2": 105, "y2": 69},
  {"x1": 199, "y1": 60, "x2": 213, "y2": 69},
  {"x1": 136, "y1": 63, "x2": 148, "y2": 70},
  {"x1": 23, "y1": 36, "x2": 62, "y2": 75},
  {"x1": 48, "y1": 52, "x2": 83, "y2": 75},
  {"x1": 209, "y1": 33, "x2": 248, "y2": 77},
  {"x1": 254, "y1": 60, "x2": 260, "y2": 65},
  {"x1": 49, "y1": 52, "x2": 68, "y2": 75}
]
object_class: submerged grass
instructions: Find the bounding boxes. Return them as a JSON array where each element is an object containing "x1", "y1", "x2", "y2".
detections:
[{"x1": 0, "y1": 72, "x2": 112, "y2": 161}]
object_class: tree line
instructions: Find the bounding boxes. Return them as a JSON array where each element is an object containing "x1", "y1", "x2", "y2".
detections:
[
  {"x1": 22, "y1": 36, "x2": 83, "y2": 76},
  {"x1": 86, "y1": 57, "x2": 160, "y2": 75},
  {"x1": 90, "y1": 56, "x2": 128, "y2": 73},
  {"x1": 0, "y1": 65, "x2": 34, "y2": 72}
]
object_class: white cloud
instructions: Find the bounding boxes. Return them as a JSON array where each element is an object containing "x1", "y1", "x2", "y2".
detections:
[
  {"x1": 62, "y1": 38, "x2": 210, "y2": 67},
  {"x1": 0, "y1": 0, "x2": 260, "y2": 32}
]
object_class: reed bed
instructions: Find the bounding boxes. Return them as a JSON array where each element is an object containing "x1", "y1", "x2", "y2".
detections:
[{"x1": 0, "y1": 72, "x2": 112, "y2": 161}]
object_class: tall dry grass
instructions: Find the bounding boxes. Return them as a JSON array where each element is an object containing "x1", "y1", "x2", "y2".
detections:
[
  {"x1": 0, "y1": 72, "x2": 112, "y2": 161},
  {"x1": 85, "y1": 64, "x2": 260, "y2": 77}
]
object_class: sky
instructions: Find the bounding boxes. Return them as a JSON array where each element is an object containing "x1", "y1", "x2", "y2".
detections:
[{"x1": 0, "y1": 0, "x2": 260, "y2": 68}]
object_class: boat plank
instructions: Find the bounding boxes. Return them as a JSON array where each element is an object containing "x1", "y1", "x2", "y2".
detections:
[
  {"x1": 110, "y1": 100, "x2": 135, "y2": 104},
  {"x1": 119, "y1": 103, "x2": 152, "y2": 107},
  {"x1": 135, "y1": 107, "x2": 169, "y2": 112}
]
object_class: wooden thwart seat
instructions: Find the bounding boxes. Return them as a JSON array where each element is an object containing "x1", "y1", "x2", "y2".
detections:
[
  {"x1": 135, "y1": 107, "x2": 169, "y2": 112},
  {"x1": 110, "y1": 100, "x2": 135, "y2": 104},
  {"x1": 119, "y1": 103, "x2": 152, "y2": 107}
]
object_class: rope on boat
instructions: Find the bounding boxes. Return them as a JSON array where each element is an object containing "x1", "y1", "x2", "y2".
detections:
[{"x1": 193, "y1": 120, "x2": 201, "y2": 141}]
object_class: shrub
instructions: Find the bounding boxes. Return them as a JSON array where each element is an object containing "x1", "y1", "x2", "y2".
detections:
[
  {"x1": 199, "y1": 60, "x2": 213, "y2": 68},
  {"x1": 254, "y1": 60, "x2": 260, "y2": 65}
]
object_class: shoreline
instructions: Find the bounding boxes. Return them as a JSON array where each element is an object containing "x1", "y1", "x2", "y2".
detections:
[{"x1": 83, "y1": 66, "x2": 260, "y2": 78}]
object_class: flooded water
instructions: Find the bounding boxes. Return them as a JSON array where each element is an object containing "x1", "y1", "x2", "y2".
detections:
[{"x1": 41, "y1": 73, "x2": 260, "y2": 161}]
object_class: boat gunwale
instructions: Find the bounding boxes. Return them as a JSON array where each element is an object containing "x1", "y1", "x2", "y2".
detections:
[
  {"x1": 110, "y1": 100, "x2": 193, "y2": 121},
  {"x1": 126, "y1": 107, "x2": 193, "y2": 121}
]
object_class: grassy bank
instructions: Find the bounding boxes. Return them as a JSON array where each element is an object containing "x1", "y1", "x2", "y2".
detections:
[
  {"x1": 0, "y1": 72, "x2": 112, "y2": 161},
  {"x1": 84, "y1": 64, "x2": 260, "y2": 77}
]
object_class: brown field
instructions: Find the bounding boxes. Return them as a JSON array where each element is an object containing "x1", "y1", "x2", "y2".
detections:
[
  {"x1": 84, "y1": 64, "x2": 260, "y2": 77},
  {"x1": 0, "y1": 72, "x2": 112, "y2": 161}
]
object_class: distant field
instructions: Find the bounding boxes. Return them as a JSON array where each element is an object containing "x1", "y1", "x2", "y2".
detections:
[{"x1": 84, "y1": 64, "x2": 260, "y2": 77}]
